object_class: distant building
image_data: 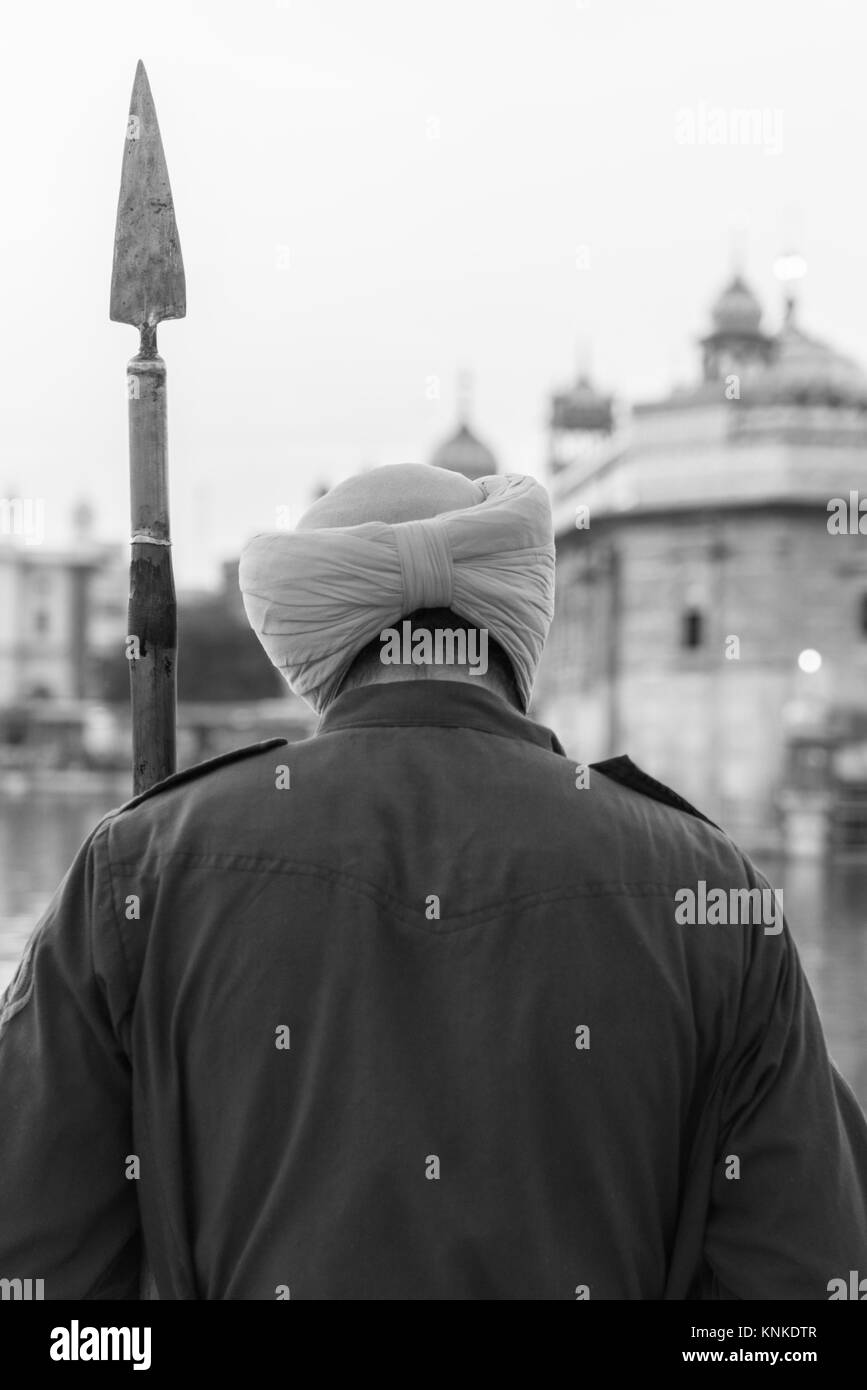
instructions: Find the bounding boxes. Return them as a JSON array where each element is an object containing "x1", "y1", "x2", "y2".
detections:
[
  {"x1": 0, "y1": 504, "x2": 316, "y2": 770},
  {"x1": 429, "y1": 372, "x2": 499, "y2": 480},
  {"x1": 537, "y1": 270, "x2": 867, "y2": 855},
  {"x1": 0, "y1": 502, "x2": 126, "y2": 706}
]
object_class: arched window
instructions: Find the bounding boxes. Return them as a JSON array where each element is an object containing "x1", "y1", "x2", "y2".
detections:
[{"x1": 682, "y1": 608, "x2": 704, "y2": 649}]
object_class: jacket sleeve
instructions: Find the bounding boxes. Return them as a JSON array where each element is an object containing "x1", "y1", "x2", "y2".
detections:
[
  {"x1": 0, "y1": 820, "x2": 141, "y2": 1299},
  {"x1": 701, "y1": 873, "x2": 867, "y2": 1299}
]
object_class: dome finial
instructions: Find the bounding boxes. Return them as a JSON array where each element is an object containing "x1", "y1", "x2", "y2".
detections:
[
  {"x1": 729, "y1": 219, "x2": 749, "y2": 280},
  {"x1": 773, "y1": 249, "x2": 807, "y2": 326}
]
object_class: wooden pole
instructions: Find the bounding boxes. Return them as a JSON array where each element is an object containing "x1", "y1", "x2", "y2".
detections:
[{"x1": 127, "y1": 324, "x2": 176, "y2": 792}]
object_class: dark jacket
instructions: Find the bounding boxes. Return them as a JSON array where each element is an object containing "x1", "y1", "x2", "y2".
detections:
[{"x1": 1, "y1": 679, "x2": 866, "y2": 1299}]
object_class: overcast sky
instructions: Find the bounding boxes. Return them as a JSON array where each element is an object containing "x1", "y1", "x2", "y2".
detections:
[{"x1": 2, "y1": 0, "x2": 865, "y2": 584}]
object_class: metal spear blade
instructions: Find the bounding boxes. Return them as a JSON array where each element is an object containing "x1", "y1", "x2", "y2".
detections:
[{"x1": 110, "y1": 60, "x2": 186, "y2": 329}]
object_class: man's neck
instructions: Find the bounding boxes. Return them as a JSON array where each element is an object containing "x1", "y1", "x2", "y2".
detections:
[{"x1": 343, "y1": 664, "x2": 521, "y2": 708}]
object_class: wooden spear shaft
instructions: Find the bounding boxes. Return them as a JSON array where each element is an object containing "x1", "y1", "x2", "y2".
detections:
[
  {"x1": 127, "y1": 324, "x2": 176, "y2": 792},
  {"x1": 110, "y1": 61, "x2": 186, "y2": 796}
]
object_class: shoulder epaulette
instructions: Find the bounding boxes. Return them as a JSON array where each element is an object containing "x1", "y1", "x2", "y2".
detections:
[
  {"x1": 589, "y1": 754, "x2": 722, "y2": 832},
  {"x1": 113, "y1": 737, "x2": 289, "y2": 814}
]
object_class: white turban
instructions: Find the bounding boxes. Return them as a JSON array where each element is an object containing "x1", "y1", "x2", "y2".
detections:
[{"x1": 239, "y1": 463, "x2": 555, "y2": 714}]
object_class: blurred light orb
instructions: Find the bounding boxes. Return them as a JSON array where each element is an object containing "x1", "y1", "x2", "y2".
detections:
[
  {"x1": 774, "y1": 252, "x2": 808, "y2": 282},
  {"x1": 798, "y1": 648, "x2": 822, "y2": 673}
]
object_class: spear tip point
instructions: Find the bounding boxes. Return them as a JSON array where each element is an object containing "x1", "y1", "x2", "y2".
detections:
[{"x1": 110, "y1": 61, "x2": 186, "y2": 329}]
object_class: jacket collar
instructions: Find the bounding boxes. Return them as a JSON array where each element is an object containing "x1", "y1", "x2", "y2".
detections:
[{"x1": 316, "y1": 679, "x2": 567, "y2": 756}]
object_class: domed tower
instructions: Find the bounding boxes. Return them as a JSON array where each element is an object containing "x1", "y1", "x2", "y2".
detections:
[
  {"x1": 548, "y1": 369, "x2": 616, "y2": 476},
  {"x1": 429, "y1": 371, "x2": 498, "y2": 480},
  {"x1": 700, "y1": 272, "x2": 775, "y2": 382}
]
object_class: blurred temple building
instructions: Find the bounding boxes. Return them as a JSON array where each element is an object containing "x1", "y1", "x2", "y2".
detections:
[
  {"x1": 0, "y1": 501, "x2": 126, "y2": 705},
  {"x1": 429, "y1": 370, "x2": 499, "y2": 480},
  {"x1": 534, "y1": 270, "x2": 867, "y2": 857}
]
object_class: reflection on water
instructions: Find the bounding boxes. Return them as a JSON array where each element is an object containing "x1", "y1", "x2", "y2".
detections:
[
  {"x1": 0, "y1": 788, "x2": 128, "y2": 992},
  {"x1": 1, "y1": 793, "x2": 866, "y2": 1110}
]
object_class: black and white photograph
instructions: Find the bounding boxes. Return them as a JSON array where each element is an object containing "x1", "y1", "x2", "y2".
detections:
[{"x1": 0, "y1": 0, "x2": 866, "y2": 1360}]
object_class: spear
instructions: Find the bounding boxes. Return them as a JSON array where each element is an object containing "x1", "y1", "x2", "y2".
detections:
[{"x1": 110, "y1": 60, "x2": 186, "y2": 795}]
